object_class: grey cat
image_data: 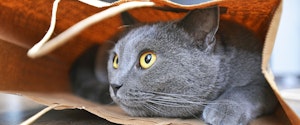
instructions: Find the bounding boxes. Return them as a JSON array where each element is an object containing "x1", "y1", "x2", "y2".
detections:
[{"x1": 106, "y1": 6, "x2": 277, "y2": 125}]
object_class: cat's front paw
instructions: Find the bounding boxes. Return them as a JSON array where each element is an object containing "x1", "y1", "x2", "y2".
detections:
[{"x1": 202, "y1": 100, "x2": 249, "y2": 125}]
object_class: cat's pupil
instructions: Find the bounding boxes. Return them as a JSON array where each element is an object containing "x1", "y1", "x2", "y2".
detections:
[
  {"x1": 145, "y1": 54, "x2": 152, "y2": 64},
  {"x1": 113, "y1": 55, "x2": 118, "y2": 64}
]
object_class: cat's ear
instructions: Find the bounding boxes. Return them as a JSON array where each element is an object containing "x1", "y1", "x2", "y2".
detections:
[
  {"x1": 121, "y1": 12, "x2": 138, "y2": 26},
  {"x1": 177, "y1": 6, "x2": 219, "y2": 52}
]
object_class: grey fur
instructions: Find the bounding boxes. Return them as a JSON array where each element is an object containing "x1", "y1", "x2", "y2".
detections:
[{"x1": 106, "y1": 6, "x2": 277, "y2": 125}]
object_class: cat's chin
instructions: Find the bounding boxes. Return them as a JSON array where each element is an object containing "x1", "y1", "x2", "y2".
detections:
[
  {"x1": 119, "y1": 104, "x2": 155, "y2": 117},
  {"x1": 111, "y1": 93, "x2": 204, "y2": 118},
  {"x1": 117, "y1": 101, "x2": 203, "y2": 118}
]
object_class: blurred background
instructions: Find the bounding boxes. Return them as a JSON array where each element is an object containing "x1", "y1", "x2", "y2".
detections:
[
  {"x1": 271, "y1": 0, "x2": 300, "y2": 89},
  {"x1": 270, "y1": 0, "x2": 300, "y2": 116}
]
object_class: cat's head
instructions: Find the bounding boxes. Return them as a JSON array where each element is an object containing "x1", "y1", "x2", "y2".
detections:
[{"x1": 107, "y1": 6, "x2": 223, "y2": 117}]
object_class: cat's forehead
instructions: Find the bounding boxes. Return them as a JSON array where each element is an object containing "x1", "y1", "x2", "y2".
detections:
[
  {"x1": 116, "y1": 25, "x2": 160, "y2": 49},
  {"x1": 114, "y1": 23, "x2": 187, "y2": 54}
]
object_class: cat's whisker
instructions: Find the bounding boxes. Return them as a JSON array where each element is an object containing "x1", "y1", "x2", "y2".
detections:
[
  {"x1": 147, "y1": 95, "x2": 206, "y2": 108},
  {"x1": 143, "y1": 104, "x2": 160, "y2": 115},
  {"x1": 199, "y1": 101, "x2": 248, "y2": 106},
  {"x1": 184, "y1": 108, "x2": 202, "y2": 120},
  {"x1": 141, "y1": 92, "x2": 212, "y2": 103},
  {"x1": 143, "y1": 90, "x2": 212, "y2": 96},
  {"x1": 147, "y1": 99, "x2": 190, "y2": 108},
  {"x1": 144, "y1": 103, "x2": 170, "y2": 116}
]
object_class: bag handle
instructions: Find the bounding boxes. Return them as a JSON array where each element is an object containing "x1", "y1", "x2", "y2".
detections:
[{"x1": 27, "y1": 0, "x2": 155, "y2": 58}]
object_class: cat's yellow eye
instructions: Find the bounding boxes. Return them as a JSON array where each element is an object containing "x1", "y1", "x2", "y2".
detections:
[
  {"x1": 113, "y1": 54, "x2": 119, "y2": 69},
  {"x1": 140, "y1": 51, "x2": 156, "y2": 69}
]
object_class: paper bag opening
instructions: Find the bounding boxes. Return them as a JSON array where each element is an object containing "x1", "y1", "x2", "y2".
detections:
[{"x1": 0, "y1": 0, "x2": 299, "y2": 124}]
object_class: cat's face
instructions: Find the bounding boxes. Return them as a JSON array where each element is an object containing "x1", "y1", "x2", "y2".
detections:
[{"x1": 107, "y1": 6, "x2": 222, "y2": 117}]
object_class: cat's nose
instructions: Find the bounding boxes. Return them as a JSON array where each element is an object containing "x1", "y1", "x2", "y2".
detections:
[{"x1": 110, "y1": 83, "x2": 122, "y2": 95}]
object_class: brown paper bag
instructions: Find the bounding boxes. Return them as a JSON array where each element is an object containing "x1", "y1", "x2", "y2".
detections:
[{"x1": 0, "y1": 0, "x2": 299, "y2": 124}]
